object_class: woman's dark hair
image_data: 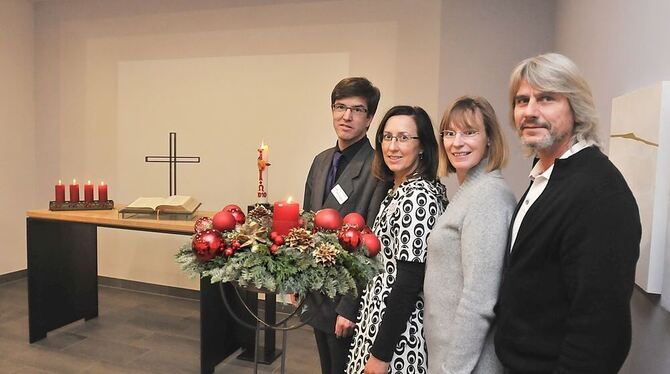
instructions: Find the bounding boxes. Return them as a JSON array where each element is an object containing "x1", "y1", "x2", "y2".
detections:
[{"x1": 372, "y1": 105, "x2": 439, "y2": 182}]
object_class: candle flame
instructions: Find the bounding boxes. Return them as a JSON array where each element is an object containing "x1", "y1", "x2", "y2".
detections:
[
  {"x1": 287, "y1": 196, "x2": 293, "y2": 203},
  {"x1": 87, "y1": 180, "x2": 92, "y2": 185},
  {"x1": 100, "y1": 181, "x2": 105, "y2": 186},
  {"x1": 58, "y1": 180, "x2": 62, "y2": 185},
  {"x1": 73, "y1": 179, "x2": 77, "y2": 184}
]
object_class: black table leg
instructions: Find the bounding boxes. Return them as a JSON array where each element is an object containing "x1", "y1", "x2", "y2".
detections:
[
  {"x1": 200, "y1": 279, "x2": 242, "y2": 374},
  {"x1": 27, "y1": 218, "x2": 98, "y2": 343},
  {"x1": 263, "y1": 293, "x2": 282, "y2": 361}
]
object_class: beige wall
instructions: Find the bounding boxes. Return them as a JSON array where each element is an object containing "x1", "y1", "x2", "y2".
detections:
[
  {"x1": 555, "y1": 0, "x2": 670, "y2": 153},
  {"x1": 0, "y1": 0, "x2": 35, "y2": 275},
  {"x1": 33, "y1": 0, "x2": 441, "y2": 289}
]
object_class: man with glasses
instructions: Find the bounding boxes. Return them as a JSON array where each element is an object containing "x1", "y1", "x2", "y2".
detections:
[
  {"x1": 494, "y1": 53, "x2": 641, "y2": 373},
  {"x1": 303, "y1": 77, "x2": 390, "y2": 374}
]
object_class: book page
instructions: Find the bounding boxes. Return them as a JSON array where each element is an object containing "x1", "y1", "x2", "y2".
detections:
[
  {"x1": 163, "y1": 195, "x2": 192, "y2": 207},
  {"x1": 157, "y1": 195, "x2": 200, "y2": 213},
  {"x1": 126, "y1": 197, "x2": 167, "y2": 210}
]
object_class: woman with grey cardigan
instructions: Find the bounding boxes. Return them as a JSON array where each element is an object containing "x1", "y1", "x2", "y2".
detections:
[{"x1": 424, "y1": 96, "x2": 516, "y2": 374}]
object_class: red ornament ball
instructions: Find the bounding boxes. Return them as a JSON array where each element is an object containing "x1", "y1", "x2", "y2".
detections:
[
  {"x1": 192, "y1": 236, "x2": 209, "y2": 253},
  {"x1": 338, "y1": 227, "x2": 361, "y2": 251},
  {"x1": 314, "y1": 208, "x2": 343, "y2": 231},
  {"x1": 230, "y1": 210, "x2": 246, "y2": 225},
  {"x1": 273, "y1": 235, "x2": 285, "y2": 246},
  {"x1": 224, "y1": 247, "x2": 235, "y2": 257},
  {"x1": 270, "y1": 244, "x2": 279, "y2": 254},
  {"x1": 212, "y1": 211, "x2": 237, "y2": 232},
  {"x1": 343, "y1": 212, "x2": 366, "y2": 231},
  {"x1": 222, "y1": 204, "x2": 242, "y2": 213},
  {"x1": 361, "y1": 233, "x2": 381, "y2": 257},
  {"x1": 192, "y1": 229, "x2": 224, "y2": 262},
  {"x1": 194, "y1": 217, "x2": 214, "y2": 233},
  {"x1": 361, "y1": 226, "x2": 373, "y2": 235}
]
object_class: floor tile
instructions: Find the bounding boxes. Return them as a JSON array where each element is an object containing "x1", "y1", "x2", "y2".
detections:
[
  {"x1": 0, "y1": 278, "x2": 322, "y2": 373},
  {"x1": 62, "y1": 336, "x2": 149, "y2": 365}
]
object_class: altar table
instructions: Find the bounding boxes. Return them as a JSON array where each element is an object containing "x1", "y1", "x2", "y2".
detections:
[{"x1": 25, "y1": 208, "x2": 269, "y2": 374}]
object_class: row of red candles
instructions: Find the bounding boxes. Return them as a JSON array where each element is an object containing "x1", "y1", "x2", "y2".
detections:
[{"x1": 55, "y1": 179, "x2": 108, "y2": 203}]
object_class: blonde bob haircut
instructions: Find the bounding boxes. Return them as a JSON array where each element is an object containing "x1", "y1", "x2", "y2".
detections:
[
  {"x1": 438, "y1": 96, "x2": 507, "y2": 176},
  {"x1": 509, "y1": 52, "x2": 600, "y2": 147}
]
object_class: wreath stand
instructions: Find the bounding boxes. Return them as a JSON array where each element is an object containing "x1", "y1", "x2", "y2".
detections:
[{"x1": 218, "y1": 282, "x2": 315, "y2": 374}]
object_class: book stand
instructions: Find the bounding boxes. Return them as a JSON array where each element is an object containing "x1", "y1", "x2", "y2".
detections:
[{"x1": 117, "y1": 210, "x2": 196, "y2": 220}]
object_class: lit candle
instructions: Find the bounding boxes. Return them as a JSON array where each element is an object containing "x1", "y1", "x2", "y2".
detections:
[
  {"x1": 98, "y1": 181, "x2": 108, "y2": 201},
  {"x1": 261, "y1": 141, "x2": 269, "y2": 160},
  {"x1": 55, "y1": 180, "x2": 65, "y2": 202},
  {"x1": 257, "y1": 141, "x2": 271, "y2": 202},
  {"x1": 272, "y1": 197, "x2": 300, "y2": 236},
  {"x1": 69, "y1": 179, "x2": 80, "y2": 202},
  {"x1": 84, "y1": 180, "x2": 94, "y2": 202}
]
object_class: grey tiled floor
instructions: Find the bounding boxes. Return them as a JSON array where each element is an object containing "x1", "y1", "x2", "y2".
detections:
[{"x1": 0, "y1": 278, "x2": 321, "y2": 373}]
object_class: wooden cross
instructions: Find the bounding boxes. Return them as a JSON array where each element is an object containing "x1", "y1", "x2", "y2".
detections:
[{"x1": 145, "y1": 132, "x2": 200, "y2": 196}]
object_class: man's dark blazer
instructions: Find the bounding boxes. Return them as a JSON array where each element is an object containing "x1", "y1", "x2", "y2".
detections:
[{"x1": 302, "y1": 138, "x2": 390, "y2": 333}]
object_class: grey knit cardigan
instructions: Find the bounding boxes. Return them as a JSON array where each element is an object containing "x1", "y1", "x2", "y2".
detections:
[{"x1": 424, "y1": 161, "x2": 516, "y2": 374}]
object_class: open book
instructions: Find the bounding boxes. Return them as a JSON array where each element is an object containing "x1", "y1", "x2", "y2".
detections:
[{"x1": 119, "y1": 195, "x2": 201, "y2": 215}]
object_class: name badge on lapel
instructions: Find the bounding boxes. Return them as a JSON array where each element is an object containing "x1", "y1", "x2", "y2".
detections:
[{"x1": 331, "y1": 184, "x2": 349, "y2": 205}]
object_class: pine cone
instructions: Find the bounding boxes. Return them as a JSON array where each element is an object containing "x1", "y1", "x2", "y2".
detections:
[
  {"x1": 248, "y1": 205, "x2": 271, "y2": 221},
  {"x1": 285, "y1": 228, "x2": 314, "y2": 252},
  {"x1": 313, "y1": 243, "x2": 339, "y2": 266}
]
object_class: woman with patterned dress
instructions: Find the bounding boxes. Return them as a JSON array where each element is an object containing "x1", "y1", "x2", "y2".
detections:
[
  {"x1": 424, "y1": 96, "x2": 516, "y2": 374},
  {"x1": 346, "y1": 106, "x2": 447, "y2": 374}
]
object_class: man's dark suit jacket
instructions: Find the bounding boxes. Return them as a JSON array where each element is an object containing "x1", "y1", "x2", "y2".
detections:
[{"x1": 302, "y1": 138, "x2": 390, "y2": 333}]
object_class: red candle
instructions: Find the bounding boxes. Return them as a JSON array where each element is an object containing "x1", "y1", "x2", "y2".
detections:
[
  {"x1": 55, "y1": 180, "x2": 65, "y2": 202},
  {"x1": 84, "y1": 180, "x2": 94, "y2": 202},
  {"x1": 272, "y1": 198, "x2": 300, "y2": 236},
  {"x1": 98, "y1": 181, "x2": 108, "y2": 201},
  {"x1": 69, "y1": 179, "x2": 80, "y2": 202}
]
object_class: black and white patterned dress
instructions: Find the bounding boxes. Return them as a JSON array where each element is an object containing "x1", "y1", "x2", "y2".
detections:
[{"x1": 346, "y1": 177, "x2": 447, "y2": 374}]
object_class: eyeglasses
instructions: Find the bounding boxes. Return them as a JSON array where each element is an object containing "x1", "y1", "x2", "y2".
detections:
[
  {"x1": 332, "y1": 103, "x2": 368, "y2": 116},
  {"x1": 380, "y1": 133, "x2": 420, "y2": 143},
  {"x1": 441, "y1": 129, "x2": 480, "y2": 139}
]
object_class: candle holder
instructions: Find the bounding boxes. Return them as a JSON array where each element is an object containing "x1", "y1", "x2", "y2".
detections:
[
  {"x1": 218, "y1": 282, "x2": 315, "y2": 374},
  {"x1": 49, "y1": 200, "x2": 115, "y2": 211}
]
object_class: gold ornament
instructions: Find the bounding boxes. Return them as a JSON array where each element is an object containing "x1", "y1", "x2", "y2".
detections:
[
  {"x1": 313, "y1": 243, "x2": 339, "y2": 266},
  {"x1": 231, "y1": 221, "x2": 268, "y2": 248},
  {"x1": 285, "y1": 228, "x2": 314, "y2": 252}
]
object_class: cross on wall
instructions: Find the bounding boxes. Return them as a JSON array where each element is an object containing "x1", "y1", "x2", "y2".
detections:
[{"x1": 145, "y1": 132, "x2": 200, "y2": 196}]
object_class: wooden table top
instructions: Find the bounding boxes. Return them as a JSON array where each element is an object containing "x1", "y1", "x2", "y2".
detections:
[{"x1": 26, "y1": 207, "x2": 214, "y2": 235}]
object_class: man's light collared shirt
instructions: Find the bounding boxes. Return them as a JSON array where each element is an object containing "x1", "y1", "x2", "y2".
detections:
[{"x1": 510, "y1": 140, "x2": 592, "y2": 251}]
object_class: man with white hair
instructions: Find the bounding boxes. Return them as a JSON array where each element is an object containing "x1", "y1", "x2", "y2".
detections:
[{"x1": 495, "y1": 53, "x2": 641, "y2": 374}]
